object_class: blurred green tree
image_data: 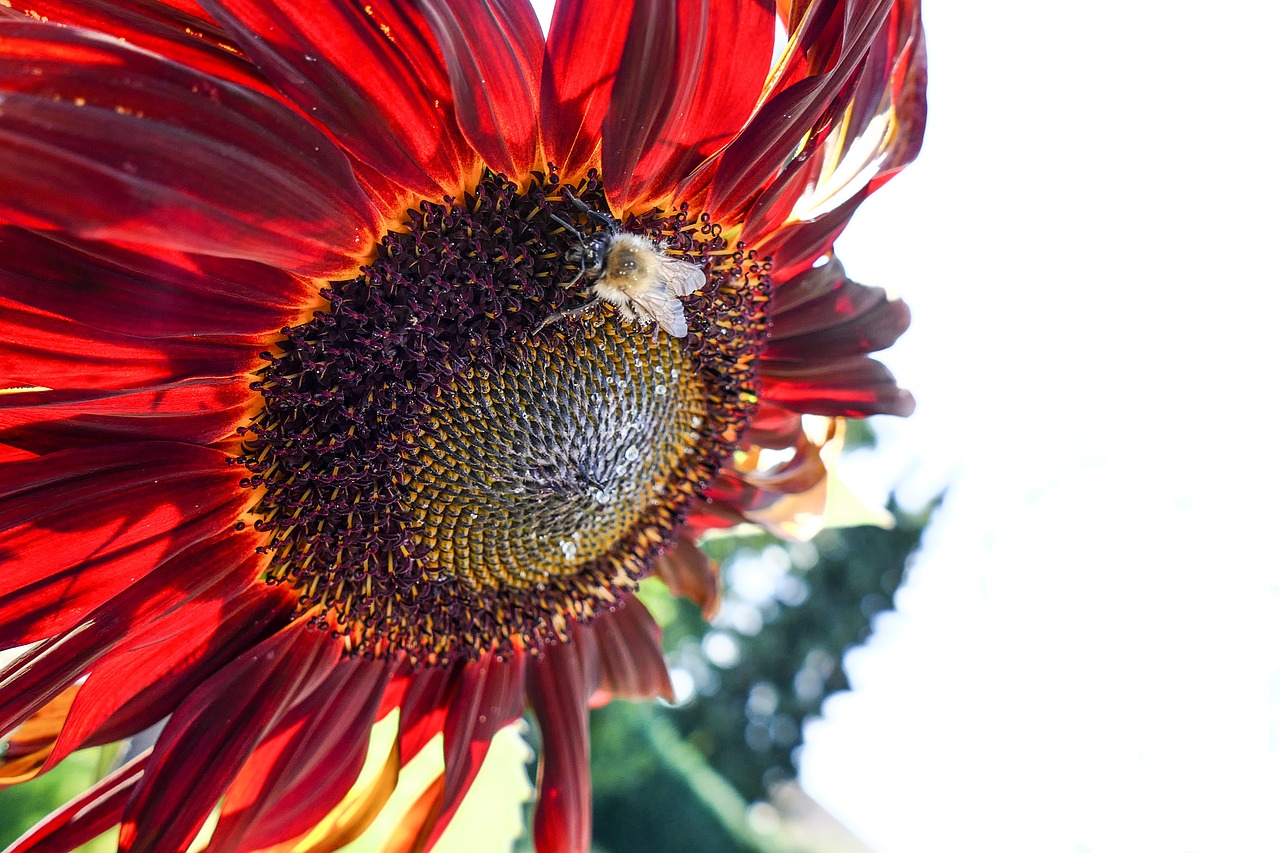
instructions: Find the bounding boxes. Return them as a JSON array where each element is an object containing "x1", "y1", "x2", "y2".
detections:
[
  {"x1": 660, "y1": 502, "x2": 934, "y2": 803},
  {"x1": 583, "y1": 456, "x2": 936, "y2": 852}
]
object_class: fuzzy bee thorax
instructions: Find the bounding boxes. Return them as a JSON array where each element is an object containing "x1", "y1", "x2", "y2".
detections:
[{"x1": 602, "y1": 233, "x2": 659, "y2": 284}]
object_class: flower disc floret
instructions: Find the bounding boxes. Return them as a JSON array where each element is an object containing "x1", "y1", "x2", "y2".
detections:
[{"x1": 238, "y1": 173, "x2": 769, "y2": 665}]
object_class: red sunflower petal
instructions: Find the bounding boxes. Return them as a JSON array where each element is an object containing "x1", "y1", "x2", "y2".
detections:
[
  {"x1": 527, "y1": 639, "x2": 596, "y2": 853},
  {"x1": 117, "y1": 621, "x2": 342, "y2": 853},
  {"x1": 0, "y1": 22, "x2": 379, "y2": 277},
  {"x1": 823, "y1": 0, "x2": 928, "y2": 200},
  {"x1": 0, "y1": 640, "x2": 107, "y2": 753},
  {"x1": 602, "y1": 0, "x2": 774, "y2": 214},
  {"x1": 761, "y1": 357, "x2": 915, "y2": 417},
  {"x1": 740, "y1": 432, "x2": 828, "y2": 494},
  {"x1": 208, "y1": 657, "x2": 392, "y2": 852},
  {"x1": 50, "y1": 583, "x2": 295, "y2": 766},
  {"x1": 417, "y1": 0, "x2": 543, "y2": 179},
  {"x1": 0, "y1": 380, "x2": 253, "y2": 455},
  {"x1": 0, "y1": 528, "x2": 259, "y2": 745},
  {"x1": 740, "y1": 153, "x2": 824, "y2": 248},
  {"x1": 5, "y1": 752, "x2": 149, "y2": 853},
  {"x1": 0, "y1": 228, "x2": 292, "y2": 450},
  {"x1": 744, "y1": 401, "x2": 806, "y2": 450},
  {"x1": 756, "y1": 177, "x2": 864, "y2": 281},
  {"x1": 425, "y1": 651, "x2": 527, "y2": 847},
  {"x1": 10, "y1": 0, "x2": 274, "y2": 96},
  {"x1": 0, "y1": 299, "x2": 252, "y2": 394},
  {"x1": 398, "y1": 663, "x2": 457, "y2": 764},
  {"x1": 0, "y1": 228, "x2": 311, "y2": 340},
  {"x1": 767, "y1": 259, "x2": 910, "y2": 356},
  {"x1": 702, "y1": 0, "x2": 893, "y2": 220},
  {"x1": 703, "y1": 467, "x2": 781, "y2": 519},
  {"x1": 0, "y1": 443, "x2": 37, "y2": 464},
  {"x1": 0, "y1": 686, "x2": 76, "y2": 786},
  {"x1": 381, "y1": 652, "x2": 525, "y2": 852},
  {"x1": 380, "y1": 777, "x2": 445, "y2": 853},
  {"x1": 762, "y1": 260, "x2": 914, "y2": 417},
  {"x1": 540, "y1": 0, "x2": 633, "y2": 180},
  {"x1": 0, "y1": 442, "x2": 246, "y2": 647},
  {"x1": 742, "y1": 0, "x2": 927, "y2": 253},
  {"x1": 591, "y1": 597, "x2": 673, "y2": 701},
  {"x1": 196, "y1": 0, "x2": 476, "y2": 198},
  {"x1": 683, "y1": 498, "x2": 750, "y2": 533}
]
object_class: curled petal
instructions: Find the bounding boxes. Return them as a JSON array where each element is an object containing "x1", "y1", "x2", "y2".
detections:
[
  {"x1": 744, "y1": 401, "x2": 806, "y2": 450},
  {"x1": 757, "y1": 192, "x2": 864, "y2": 281},
  {"x1": 0, "y1": 686, "x2": 77, "y2": 789},
  {"x1": 701, "y1": 0, "x2": 894, "y2": 220},
  {"x1": 794, "y1": 0, "x2": 928, "y2": 215},
  {"x1": 740, "y1": 153, "x2": 824, "y2": 247},
  {"x1": 654, "y1": 537, "x2": 721, "y2": 620},
  {"x1": 740, "y1": 423, "x2": 832, "y2": 495},
  {"x1": 743, "y1": 0, "x2": 927, "y2": 253}
]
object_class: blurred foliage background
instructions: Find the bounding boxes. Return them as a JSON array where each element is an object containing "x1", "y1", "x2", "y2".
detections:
[
  {"x1": 581, "y1": 506, "x2": 932, "y2": 853},
  {"x1": 0, "y1": 424, "x2": 935, "y2": 852}
]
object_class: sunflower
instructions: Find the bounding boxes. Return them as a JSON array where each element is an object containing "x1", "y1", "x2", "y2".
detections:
[{"x1": 0, "y1": 0, "x2": 926, "y2": 850}]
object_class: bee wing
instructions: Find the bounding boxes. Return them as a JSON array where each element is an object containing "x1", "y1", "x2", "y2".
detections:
[
  {"x1": 626, "y1": 256, "x2": 706, "y2": 338},
  {"x1": 627, "y1": 287, "x2": 689, "y2": 338},
  {"x1": 654, "y1": 255, "x2": 708, "y2": 297}
]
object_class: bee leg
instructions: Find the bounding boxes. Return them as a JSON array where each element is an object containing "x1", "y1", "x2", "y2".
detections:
[
  {"x1": 561, "y1": 187, "x2": 616, "y2": 229},
  {"x1": 547, "y1": 212, "x2": 586, "y2": 245},
  {"x1": 532, "y1": 296, "x2": 601, "y2": 336}
]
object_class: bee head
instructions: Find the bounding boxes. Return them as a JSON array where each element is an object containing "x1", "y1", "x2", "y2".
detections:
[{"x1": 581, "y1": 231, "x2": 611, "y2": 280}]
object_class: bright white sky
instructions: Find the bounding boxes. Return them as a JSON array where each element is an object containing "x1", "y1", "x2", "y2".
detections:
[{"x1": 801, "y1": 2, "x2": 1280, "y2": 852}]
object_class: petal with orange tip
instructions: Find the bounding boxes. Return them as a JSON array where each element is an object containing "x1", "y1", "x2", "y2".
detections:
[{"x1": 0, "y1": 686, "x2": 78, "y2": 789}]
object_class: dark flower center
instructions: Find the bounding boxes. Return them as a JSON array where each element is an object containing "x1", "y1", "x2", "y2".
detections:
[{"x1": 237, "y1": 172, "x2": 769, "y2": 666}]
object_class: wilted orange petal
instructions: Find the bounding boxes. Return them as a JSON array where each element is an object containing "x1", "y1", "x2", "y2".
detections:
[
  {"x1": 0, "y1": 685, "x2": 77, "y2": 788},
  {"x1": 654, "y1": 537, "x2": 722, "y2": 620}
]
